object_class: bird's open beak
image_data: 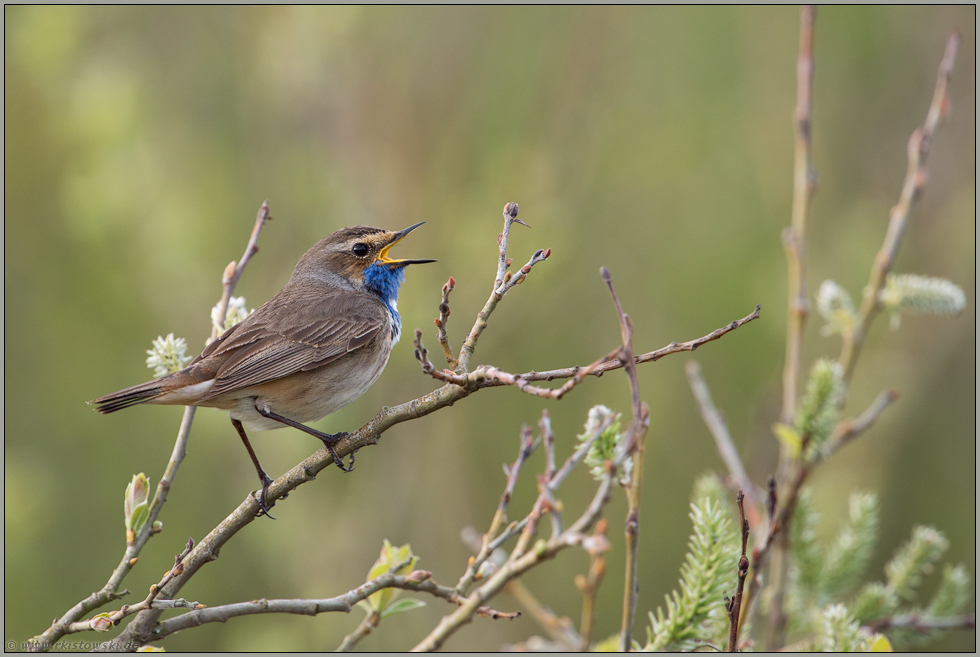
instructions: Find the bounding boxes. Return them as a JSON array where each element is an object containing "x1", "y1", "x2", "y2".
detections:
[{"x1": 378, "y1": 222, "x2": 437, "y2": 266}]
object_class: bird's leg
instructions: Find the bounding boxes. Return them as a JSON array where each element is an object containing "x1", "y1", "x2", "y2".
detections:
[
  {"x1": 231, "y1": 419, "x2": 276, "y2": 519},
  {"x1": 252, "y1": 405, "x2": 354, "y2": 473}
]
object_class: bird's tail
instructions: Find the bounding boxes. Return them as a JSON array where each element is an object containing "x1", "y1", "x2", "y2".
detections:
[{"x1": 90, "y1": 380, "x2": 167, "y2": 414}]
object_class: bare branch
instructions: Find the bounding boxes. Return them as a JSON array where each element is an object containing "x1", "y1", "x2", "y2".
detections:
[
  {"x1": 726, "y1": 490, "x2": 750, "y2": 652},
  {"x1": 839, "y1": 32, "x2": 960, "y2": 383},
  {"x1": 434, "y1": 276, "x2": 458, "y2": 367},
  {"x1": 456, "y1": 202, "x2": 550, "y2": 372},
  {"x1": 781, "y1": 4, "x2": 817, "y2": 428},
  {"x1": 412, "y1": 427, "x2": 635, "y2": 652},
  {"x1": 455, "y1": 425, "x2": 538, "y2": 594},
  {"x1": 460, "y1": 525, "x2": 580, "y2": 649},
  {"x1": 866, "y1": 613, "x2": 976, "y2": 632},
  {"x1": 577, "y1": 519, "x2": 610, "y2": 650},
  {"x1": 157, "y1": 570, "x2": 516, "y2": 641},
  {"x1": 64, "y1": 538, "x2": 201, "y2": 636},
  {"x1": 824, "y1": 389, "x2": 899, "y2": 458},
  {"x1": 514, "y1": 304, "x2": 761, "y2": 383},
  {"x1": 599, "y1": 267, "x2": 649, "y2": 652},
  {"x1": 210, "y1": 202, "x2": 272, "y2": 338},
  {"x1": 337, "y1": 611, "x2": 379, "y2": 652},
  {"x1": 685, "y1": 360, "x2": 763, "y2": 520},
  {"x1": 769, "y1": 8, "x2": 817, "y2": 647}
]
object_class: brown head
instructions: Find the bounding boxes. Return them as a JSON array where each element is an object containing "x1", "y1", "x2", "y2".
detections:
[{"x1": 290, "y1": 223, "x2": 435, "y2": 294}]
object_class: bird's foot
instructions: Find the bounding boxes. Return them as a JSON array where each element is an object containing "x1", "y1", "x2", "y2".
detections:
[
  {"x1": 255, "y1": 473, "x2": 277, "y2": 520},
  {"x1": 318, "y1": 432, "x2": 354, "y2": 473}
]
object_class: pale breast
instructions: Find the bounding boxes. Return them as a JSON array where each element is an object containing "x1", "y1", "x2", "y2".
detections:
[{"x1": 203, "y1": 327, "x2": 395, "y2": 432}]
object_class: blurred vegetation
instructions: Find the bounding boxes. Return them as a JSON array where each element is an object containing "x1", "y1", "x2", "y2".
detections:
[{"x1": 4, "y1": 6, "x2": 974, "y2": 651}]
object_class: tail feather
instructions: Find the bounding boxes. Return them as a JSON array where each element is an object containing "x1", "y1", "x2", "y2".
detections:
[{"x1": 91, "y1": 380, "x2": 166, "y2": 414}]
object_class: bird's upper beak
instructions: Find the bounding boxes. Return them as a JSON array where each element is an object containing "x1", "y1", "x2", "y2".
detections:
[{"x1": 378, "y1": 222, "x2": 437, "y2": 266}]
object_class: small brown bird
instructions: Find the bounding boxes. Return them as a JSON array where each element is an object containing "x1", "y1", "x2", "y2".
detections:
[{"x1": 92, "y1": 223, "x2": 435, "y2": 516}]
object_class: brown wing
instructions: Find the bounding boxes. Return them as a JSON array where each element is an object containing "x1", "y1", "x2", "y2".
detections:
[{"x1": 197, "y1": 285, "x2": 387, "y2": 400}]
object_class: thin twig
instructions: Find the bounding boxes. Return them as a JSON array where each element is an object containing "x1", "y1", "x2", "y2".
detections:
[
  {"x1": 822, "y1": 389, "x2": 899, "y2": 458},
  {"x1": 577, "y1": 519, "x2": 609, "y2": 651},
  {"x1": 513, "y1": 305, "x2": 762, "y2": 383},
  {"x1": 511, "y1": 414, "x2": 615, "y2": 561},
  {"x1": 781, "y1": 5, "x2": 817, "y2": 428},
  {"x1": 456, "y1": 202, "x2": 549, "y2": 372},
  {"x1": 839, "y1": 32, "x2": 960, "y2": 383},
  {"x1": 211, "y1": 202, "x2": 272, "y2": 338},
  {"x1": 456, "y1": 425, "x2": 538, "y2": 594},
  {"x1": 459, "y1": 526, "x2": 579, "y2": 649},
  {"x1": 479, "y1": 348, "x2": 623, "y2": 400},
  {"x1": 434, "y1": 276, "x2": 458, "y2": 367},
  {"x1": 505, "y1": 580, "x2": 580, "y2": 650},
  {"x1": 726, "y1": 490, "x2": 750, "y2": 652},
  {"x1": 769, "y1": 8, "x2": 816, "y2": 648},
  {"x1": 685, "y1": 360, "x2": 764, "y2": 526},
  {"x1": 412, "y1": 427, "x2": 637, "y2": 652},
  {"x1": 745, "y1": 387, "x2": 901, "y2": 635},
  {"x1": 337, "y1": 611, "x2": 379, "y2": 652},
  {"x1": 866, "y1": 613, "x2": 976, "y2": 632},
  {"x1": 156, "y1": 570, "x2": 516, "y2": 641},
  {"x1": 64, "y1": 538, "x2": 201, "y2": 635},
  {"x1": 600, "y1": 267, "x2": 649, "y2": 653}
]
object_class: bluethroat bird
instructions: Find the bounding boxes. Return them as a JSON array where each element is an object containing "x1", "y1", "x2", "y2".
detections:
[{"x1": 92, "y1": 223, "x2": 435, "y2": 516}]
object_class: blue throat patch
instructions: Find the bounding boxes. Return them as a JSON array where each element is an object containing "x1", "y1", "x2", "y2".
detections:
[{"x1": 363, "y1": 262, "x2": 405, "y2": 336}]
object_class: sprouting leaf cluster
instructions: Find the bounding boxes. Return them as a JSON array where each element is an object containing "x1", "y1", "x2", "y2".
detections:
[
  {"x1": 643, "y1": 482, "x2": 738, "y2": 652},
  {"x1": 788, "y1": 488, "x2": 970, "y2": 651}
]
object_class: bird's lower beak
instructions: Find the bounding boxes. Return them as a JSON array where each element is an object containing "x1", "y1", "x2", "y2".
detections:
[{"x1": 378, "y1": 222, "x2": 437, "y2": 266}]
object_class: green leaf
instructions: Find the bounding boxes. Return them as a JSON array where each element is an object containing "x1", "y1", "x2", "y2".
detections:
[
  {"x1": 871, "y1": 634, "x2": 893, "y2": 652},
  {"x1": 772, "y1": 423, "x2": 802, "y2": 459},
  {"x1": 128, "y1": 502, "x2": 149, "y2": 534},
  {"x1": 643, "y1": 498, "x2": 738, "y2": 651},
  {"x1": 380, "y1": 597, "x2": 425, "y2": 619}
]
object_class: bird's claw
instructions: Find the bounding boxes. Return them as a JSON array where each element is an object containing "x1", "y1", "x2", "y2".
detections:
[
  {"x1": 255, "y1": 474, "x2": 277, "y2": 520},
  {"x1": 320, "y1": 432, "x2": 354, "y2": 473}
]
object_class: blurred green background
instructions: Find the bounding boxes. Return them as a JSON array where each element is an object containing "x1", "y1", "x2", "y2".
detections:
[{"x1": 4, "y1": 6, "x2": 975, "y2": 652}]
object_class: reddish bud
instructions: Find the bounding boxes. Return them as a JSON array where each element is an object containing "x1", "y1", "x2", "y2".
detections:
[
  {"x1": 506, "y1": 258, "x2": 512, "y2": 266},
  {"x1": 543, "y1": 248, "x2": 551, "y2": 258},
  {"x1": 448, "y1": 276, "x2": 456, "y2": 288},
  {"x1": 914, "y1": 167, "x2": 929, "y2": 189},
  {"x1": 434, "y1": 318, "x2": 442, "y2": 327},
  {"x1": 940, "y1": 94, "x2": 952, "y2": 120},
  {"x1": 90, "y1": 615, "x2": 114, "y2": 632}
]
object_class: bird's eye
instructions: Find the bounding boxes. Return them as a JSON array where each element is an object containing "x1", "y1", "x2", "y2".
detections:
[{"x1": 351, "y1": 243, "x2": 369, "y2": 257}]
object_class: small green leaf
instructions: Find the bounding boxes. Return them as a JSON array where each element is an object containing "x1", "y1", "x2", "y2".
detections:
[
  {"x1": 128, "y1": 502, "x2": 149, "y2": 535},
  {"x1": 380, "y1": 597, "x2": 426, "y2": 619},
  {"x1": 772, "y1": 423, "x2": 801, "y2": 459},
  {"x1": 365, "y1": 540, "x2": 419, "y2": 614},
  {"x1": 871, "y1": 634, "x2": 893, "y2": 652}
]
